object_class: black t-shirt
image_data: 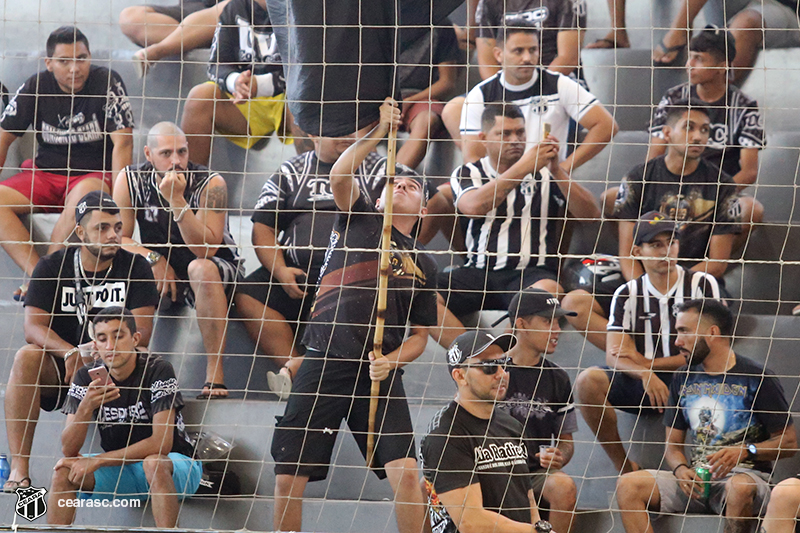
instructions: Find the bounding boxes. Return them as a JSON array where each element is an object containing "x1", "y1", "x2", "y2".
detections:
[
  {"x1": 0, "y1": 82, "x2": 9, "y2": 109},
  {"x1": 302, "y1": 193, "x2": 439, "y2": 359},
  {"x1": 123, "y1": 161, "x2": 239, "y2": 279},
  {"x1": 398, "y1": 23, "x2": 461, "y2": 96},
  {"x1": 24, "y1": 248, "x2": 159, "y2": 346},
  {"x1": 613, "y1": 156, "x2": 741, "y2": 265},
  {"x1": 251, "y1": 151, "x2": 386, "y2": 278},
  {"x1": 63, "y1": 353, "x2": 195, "y2": 457},
  {"x1": 421, "y1": 401, "x2": 533, "y2": 533},
  {"x1": 664, "y1": 356, "x2": 793, "y2": 474},
  {"x1": 650, "y1": 83, "x2": 764, "y2": 177},
  {"x1": 0, "y1": 66, "x2": 134, "y2": 175},
  {"x1": 476, "y1": 0, "x2": 586, "y2": 67},
  {"x1": 497, "y1": 358, "x2": 578, "y2": 456}
]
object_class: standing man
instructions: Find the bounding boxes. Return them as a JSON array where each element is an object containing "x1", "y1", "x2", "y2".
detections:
[
  {"x1": 48, "y1": 307, "x2": 201, "y2": 528},
  {"x1": 113, "y1": 122, "x2": 242, "y2": 399},
  {"x1": 613, "y1": 103, "x2": 741, "y2": 283},
  {"x1": 234, "y1": 125, "x2": 387, "y2": 398},
  {"x1": 4, "y1": 192, "x2": 158, "y2": 493},
  {"x1": 617, "y1": 299, "x2": 796, "y2": 533},
  {"x1": 570, "y1": 212, "x2": 723, "y2": 474},
  {"x1": 0, "y1": 26, "x2": 134, "y2": 284},
  {"x1": 435, "y1": 103, "x2": 600, "y2": 348},
  {"x1": 270, "y1": 99, "x2": 438, "y2": 533},
  {"x1": 421, "y1": 330, "x2": 542, "y2": 533},
  {"x1": 495, "y1": 288, "x2": 579, "y2": 533}
]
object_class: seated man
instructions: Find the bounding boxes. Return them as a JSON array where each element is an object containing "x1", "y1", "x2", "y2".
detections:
[
  {"x1": 113, "y1": 122, "x2": 242, "y2": 399},
  {"x1": 0, "y1": 26, "x2": 134, "y2": 284},
  {"x1": 762, "y1": 478, "x2": 800, "y2": 533},
  {"x1": 181, "y1": 0, "x2": 307, "y2": 166},
  {"x1": 434, "y1": 103, "x2": 600, "y2": 348},
  {"x1": 421, "y1": 330, "x2": 547, "y2": 533},
  {"x1": 613, "y1": 102, "x2": 741, "y2": 284},
  {"x1": 234, "y1": 123, "x2": 387, "y2": 398},
  {"x1": 568, "y1": 212, "x2": 722, "y2": 474},
  {"x1": 617, "y1": 299, "x2": 797, "y2": 533},
  {"x1": 4, "y1": 192, "x2": 158, "y2": 492},
  {"x1": 48, "y1": 307, "x2": 201, "y2": 528},
  {"x1": 496, "y1": 288, "x2": 579, "y2": 533}
]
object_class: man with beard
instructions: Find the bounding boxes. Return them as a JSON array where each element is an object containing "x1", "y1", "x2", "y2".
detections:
[
  {"x1": 3, "y1": 192, "x2": 158, "y2": 493},
  {"x1": 113, "y1": 122, "x2": 242, "y2": 399},
  {"x1": 616, "y1": 299, "x2": 796, "y2": 533},
  {"x1": 420, "y1": 330, "x2": 544, "y2": 533}
]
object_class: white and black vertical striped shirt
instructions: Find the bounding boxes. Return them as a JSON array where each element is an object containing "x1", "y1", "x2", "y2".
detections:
[
  {"x1": 607, "y1": 266, "x2": 722, "y2": 359},
  {"x1": 451, "y1": 156, "x2": 566, "y2": 272}
]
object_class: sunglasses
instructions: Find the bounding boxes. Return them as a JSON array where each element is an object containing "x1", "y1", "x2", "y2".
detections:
[{"x1": 466, "y1": 356, "x2": 512, "y2": 375}]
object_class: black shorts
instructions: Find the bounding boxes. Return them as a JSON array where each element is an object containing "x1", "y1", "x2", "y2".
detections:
[
  {"x1": 235, "y1": 266, "x2": 317, "y2": 326},
  {"x1": 271, "y1": 350, "x2": 416, "y2": 482},
  {"x1": 41, "y1": 354, "x2": 68, "y2": 412},
  {"x1": 149, "y1": 0, "x2": 216, "y2": 21},
  {"x1": 602, "y1": 366, "x2": 673, "y2": 415},
  {"x1": 438, "y1": 266, "x2": 557, "y2": 317}
]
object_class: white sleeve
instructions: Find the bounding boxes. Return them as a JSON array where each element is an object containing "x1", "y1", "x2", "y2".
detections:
[
  {"x1": 558, "y1": 74, "x2": 600, "y2": 124},
  {"x1": 459, "y1": 85, "x2": 485, "y2": 136}
]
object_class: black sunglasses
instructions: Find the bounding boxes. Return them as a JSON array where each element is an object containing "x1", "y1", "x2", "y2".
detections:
[{"x1": 467, "y1": 356, "x2": 512, "y2": 375}]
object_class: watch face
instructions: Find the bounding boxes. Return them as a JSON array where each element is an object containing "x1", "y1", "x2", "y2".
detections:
[{"x1": 748, "y1": 444, "x2": 757, "y2": 455}]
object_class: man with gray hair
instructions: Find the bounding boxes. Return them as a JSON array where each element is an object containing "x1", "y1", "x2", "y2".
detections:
[{"x1": 112, "y1": 121, "x2": 242, "y2": 399}]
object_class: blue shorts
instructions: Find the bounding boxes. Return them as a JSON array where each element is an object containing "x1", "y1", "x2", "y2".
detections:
[{"x1": 79, "y1": 453, "x2": 202, "y2": 501}]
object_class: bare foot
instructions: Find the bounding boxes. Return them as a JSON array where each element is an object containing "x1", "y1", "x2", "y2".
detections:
[
  {"x1": 586, "y1": 31, "x2": 630, "y2": 49},
  {"x1": 653, "y1": 30, "x2": 687, "y2": 65},
  {"x1": 133, "y1": 49, "x2": 156, "y2": 78}
]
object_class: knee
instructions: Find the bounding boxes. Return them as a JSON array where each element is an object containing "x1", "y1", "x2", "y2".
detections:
[
  {"x1": 51, "y1": 462, "x2": 78, "y2": 490},
  {"x1": 11, "y1": 345, "x2": 46, "y2": 377},
  {"x1": 546, "y1": 473, "x2": 577, "y2": 508},
  {"x1": 730, "y1": 9, "x2": 763, "y2": 32},
  {"x1": 616, "y1": 471, "x2": 655, "y2": 507},
  {"x1": 575, "y1": 367, "x2": 610, "y2": 402},
  {"x1": 183, "y1": 83, "x2": 218, "y2": 115},
  {"x1": 187, "y1": 259, "x2": 220, "y2": 284},
  {"x1": 726, "y1": 474, "x2": 758, "y2": 507},
  {"x1": 561, "y1": 289, "x2": 593, "y2": 315},
  {"x1": 119, "y1": 6, "x2": 147, "y2": 27},
  {"x1": 530, "y1": 278, "x2": 563, "y2": 297},
  {"x1": 142, "y1": 454, "x2": 173, "y2": 483},
  {"x1": 770, "y1": 478, "x2": 800, "y2": 509},
  {"x1": 274, "y1": 474, "x2": 307, "y2": 498}
]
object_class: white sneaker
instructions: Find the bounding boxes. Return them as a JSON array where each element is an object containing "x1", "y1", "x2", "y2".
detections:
[{"x1": 267, "y1": 368, "x2": 292, "y2": 400}]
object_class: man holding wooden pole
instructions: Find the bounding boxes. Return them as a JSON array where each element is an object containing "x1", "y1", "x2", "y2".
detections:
[{"x1": 270, "y1": 98, "x2": 438, "y2": 533}]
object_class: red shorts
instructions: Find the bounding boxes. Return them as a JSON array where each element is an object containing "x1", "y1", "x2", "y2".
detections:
[
  {"x1": 1, "y1": 160, "x2": 112, "y2": 213},
  {"x1": 402, "y1": 101, "x2": 447, "y2": 138}
]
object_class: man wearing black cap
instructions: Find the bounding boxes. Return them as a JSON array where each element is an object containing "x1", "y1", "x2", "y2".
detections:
[
  {"x1": 3, "y1": 191, "x2": 158, "y2": 492},
  {"x1": 421, "y1": 330, "x2": 546, "y2": 533},
  {"x1": 494, "y1": 288, "x2": 579, "y2": 533},
  {"x1": 570, "y1": 211, "x2": 723, "y2": 474}
]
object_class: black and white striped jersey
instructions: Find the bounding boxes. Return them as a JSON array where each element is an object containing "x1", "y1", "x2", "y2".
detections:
[
  {"x1": 650, "y1": 82, "x2": 764, "y2": 177},
  {"x1": 607, "y1": 266, "x2": 722, "y2": 360},
  {"x1": 450, "y1": 156, "x2": 566, "y2": 272},
  {"x1": 460, "y1": 68, "x2": 599, "y2": 159}
]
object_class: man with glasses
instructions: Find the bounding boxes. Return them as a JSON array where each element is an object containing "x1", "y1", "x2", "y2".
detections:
[{"x1": 420, "y1": 330, "x2": 545, "y2": 533}]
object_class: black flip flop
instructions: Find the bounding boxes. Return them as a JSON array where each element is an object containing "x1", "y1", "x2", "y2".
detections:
[
  {"x1": 196, "y1": 382, "x2": 228, "y2": 400},
  {"x1": 4, "y1": 477, "x2": 31, "y2": 493},
  {"x1": 653, "y1": 38, "x2": 687, "y2": 67}
]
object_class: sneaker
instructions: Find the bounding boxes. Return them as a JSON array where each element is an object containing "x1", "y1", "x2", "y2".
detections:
[{"x1": 267, "y1": 367, "x2": 292, "y2": 400}]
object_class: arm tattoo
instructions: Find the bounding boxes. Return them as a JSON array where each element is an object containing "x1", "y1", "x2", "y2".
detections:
[{"x1": 204, "y1": 185, "x2": 228, "y2": 211}]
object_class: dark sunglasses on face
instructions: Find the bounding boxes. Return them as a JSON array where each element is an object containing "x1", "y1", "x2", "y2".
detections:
[{"x1": 466, "y1": 356, "x2": 512, "y2": 375}]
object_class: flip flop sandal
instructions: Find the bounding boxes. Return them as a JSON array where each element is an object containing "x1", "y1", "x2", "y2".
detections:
[
  {"x1": 587, "y1": 38, "x2": 624, "y2": 49},
  {"x1": 4, "y1": 477, "x2": 31, "y2": 493},
  {"x1": 196, "y1": 382, "x2": 228, "y2": 400},
  {"x1": 653, "y1": 39, "x2": 687, "y2": 67}
]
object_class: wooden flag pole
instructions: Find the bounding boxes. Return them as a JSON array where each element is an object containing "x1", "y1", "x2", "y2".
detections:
[{"x1": 367, "y1": 124, "x2": 397, "y2": 467}]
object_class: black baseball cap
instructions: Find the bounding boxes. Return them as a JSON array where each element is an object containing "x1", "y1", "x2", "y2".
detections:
[
  {"x1": 491, "y1": 288, "x2": 577, "y2": 327},
  {"x1": 446, "y1": 330, "x2": 517, "y2": 373},
  {"x1": 75, "y1": 190, "x2": 119, "y2": 224},
  {"x1": 633, "y1": 211, "x2": 678, "y2": 246}
]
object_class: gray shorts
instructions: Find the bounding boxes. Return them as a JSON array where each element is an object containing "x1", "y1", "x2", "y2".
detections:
[
  {"x1": 650, "y1": 467, "x2": 771, "y2": 517},
  {"x1": 709, "y1": 0, "x2": 800, "y2": 48}
]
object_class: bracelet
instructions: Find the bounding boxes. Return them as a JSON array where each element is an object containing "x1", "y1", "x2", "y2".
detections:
[
  {"x1": 672, "y1": 463, "x2": 690, "y2": 475},
  {"x1": 172, "y1": 203, "x2": 191, "y2": 223},
  {"x1": 64, "y1": 347, "x2": 79, "y2": 361}
]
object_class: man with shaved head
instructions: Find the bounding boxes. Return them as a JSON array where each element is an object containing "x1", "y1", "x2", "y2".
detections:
[{"x1": 113, "y1": 121, "x2": 242, "y2": 399}]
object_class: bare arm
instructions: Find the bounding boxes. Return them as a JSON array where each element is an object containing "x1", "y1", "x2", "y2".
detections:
[
  {"x1": 550, "y1": 163, "x2": 601, "y2": 220},
  {"x1": 688, "y1": 234, "x2": 733, "y2": 279},
  {"x1": 109, "y1": 128, "x2": 133, "y2": 180},
  {"x1": 556, "y1": 432, "x2": 575, "y2": 466},
  {"x1": 732, "y1": 148, "x2": 759, "y2": 190},
  {"x1": 664, "y1": 426, "x2": 690, "y2": 472},
  {"x1": 561, "y1": 105, "x2": 618, "y2": 172},
  {"x1": 170, "y1": 175, "x2": 228, "y2": 258},
  {"x1": 252, "y1": 221, "x2": 306, "y2": 299},
  {"x1": 24, "y1": 307, "x2": 74, "y2": 357},
  {"x1": 438, "y1": 482, "x2": 537, "y2": 533},
  {"x1": 461, "y1": 134, "x2": 487, "y2": 164},
  {"x1": 548, "y1": 30, "x2": 581, "y2": 76},
  {"x1": 618, "y1": 221, "x2": 643, "y2": 281},
  {"x1": 476, "y1": 38, "x2": 500, "y2": 80},
  {"x1": 403, "y1": 63, "x2": 459, "y2": 104},
  {"x1": 61, "y1": 412, "x2": 92, "y2": 458},
  {"x1": 0, "y1": 128, "x2": 17, "y2": 171},
  {"x1": 91, "y1": 410, "x2": 175, "y2": 468},
  {"x1": 131, "y1": 306, "x2": 155, "y2": 346},
  {"x1": 606, "y1": 330, "x2": 686, "y2": 375}
]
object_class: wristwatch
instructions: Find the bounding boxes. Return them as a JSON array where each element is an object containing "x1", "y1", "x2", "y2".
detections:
[
  {"x1": 145, "y1": 250, "x2": 163, "y2": 267},
  {"x1": 746, "y1": 443, "x2": 758, "y2": 461}
]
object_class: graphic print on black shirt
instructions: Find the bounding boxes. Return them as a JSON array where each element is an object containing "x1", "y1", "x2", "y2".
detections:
[
  {"x1": 421, "y1": 402, "x2": 533, "y2": 533},
  {"x1": 613, "y1": 156, "x2": 741, "y2": 264},
  {"x1": 23, "y1": 248, "x2": 159, "y2": 346},
  {"x1": 664, "y1": 356, "x2": 792, "y2": 473},
  {"x1": 63, "y1": 353, "x2": 194, "y2": 457},
  {"x1": 301, "y1": 193, "x2": 438, "y2": 360},
  {"x1": 251, "y1": 151, "x2": 386, "y2": 276},
  {"x1": 124, "y1": 161, "x2": 239, "y2": 279},
  {"x1": 0, "y1": 66, "x2": 134, "y2": 175}
]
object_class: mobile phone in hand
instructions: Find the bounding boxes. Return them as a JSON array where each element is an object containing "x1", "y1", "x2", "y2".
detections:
[{"x1": 88, "y1": 365, "x2": 111, "y2": 385}]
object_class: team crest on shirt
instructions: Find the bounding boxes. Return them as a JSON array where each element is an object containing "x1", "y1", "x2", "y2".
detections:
[
  {"x1": 505, "y1": 8, "x2": 549, "y2": 29},
  {"x1": 529, "y1": 96, "x2": 549, "y2": 115},
  {"x1": 572, "y1": 0, "x2": 587, "y2": 17}
]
